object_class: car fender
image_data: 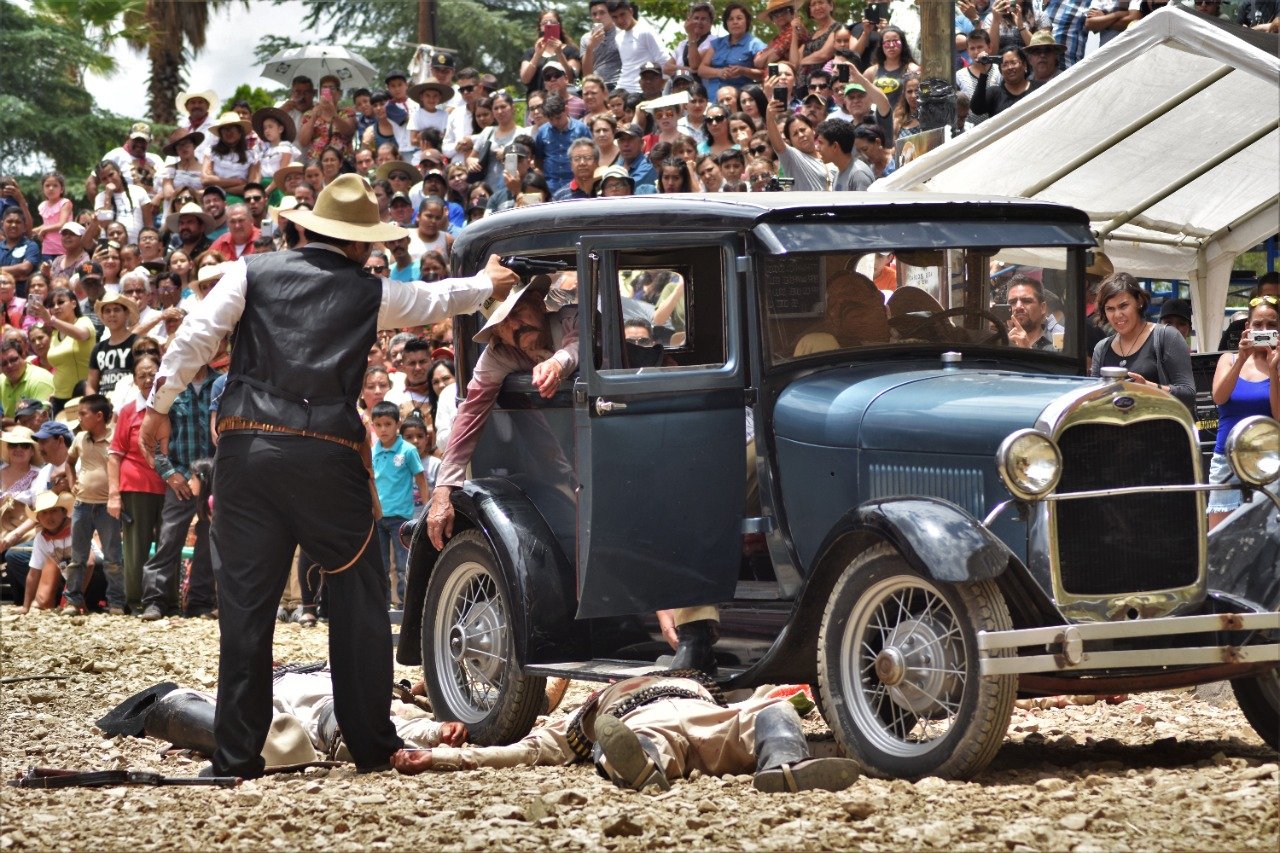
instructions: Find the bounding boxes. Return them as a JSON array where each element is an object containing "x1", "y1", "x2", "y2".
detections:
[
  {"x1": 396, "y1": 478, "x2": 587, "y2": 668},
  {"x1": 835, "y1": 496, "x2": 1015, "y2": 584}
]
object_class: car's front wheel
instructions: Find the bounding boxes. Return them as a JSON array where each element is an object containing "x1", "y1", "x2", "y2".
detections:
[
  {"x1": 817, "y1": 543, "x2": 1017, "y2": 780},
  {"x1": 422, "y1": 529, "x2": 544, "y2": 745},
  {"x1": 1232, "y1": 667, "x2": 1280, "y2": 751}
]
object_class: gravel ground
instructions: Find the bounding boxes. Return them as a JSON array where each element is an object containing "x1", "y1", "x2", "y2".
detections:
[{"x1": 1, "y1": 608, "x2": 1277, "y2": 851}]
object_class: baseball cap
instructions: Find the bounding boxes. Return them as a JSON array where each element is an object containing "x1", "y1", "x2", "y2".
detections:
[
  {"x1": 128, "y1": 122, "x2": 152, "y2": 141},
  {"x1": 60, "y1": 222, "x2": 86, "y2": 236},
  {"x1": 671, "y1": 70, "x2": 695, "y2": 86},
  {"x1": 542, "y1": 60, "x2": 566, "y2": 75},
  {"x1": 32, "y1": 421, "x2": 73, "y2": 442},
  {"x1": 615, "y1": 122, "x2": 645, "y2": 138},
  {"x1": 15, "y1": 399, "x2": 47, "y2": 420},
  {"x1": 843, "y1": 83, "x2": 867, "y2": 96},
  {"x1": 389, "y1": 192, "x2": 413, "y2": 206},
  {"x1": 430, "y1": 53, "x2": 455, "y2": 70},
  {"x1": 507, "y1": 143, "x2": 533, "y2": 160},
  {"x1": 1159, "y1": 298, "x2": 1192, "y2": 323},
  {"x1": 78, "y1": 261, "x2": 104, "y2": 281},
  {"x1": 384, "y1": 69, "x2": 409, "y2": 83},
  {"x1": 639, "y1": 61, "x2": 663, "y2": 77},
  {"x1": 202, "y1": 185, "x2": 227, "y2": 199}
]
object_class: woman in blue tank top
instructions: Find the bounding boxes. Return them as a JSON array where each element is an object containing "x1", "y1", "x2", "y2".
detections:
[{"x1": 1208, "y1": 295, "x2": 1280, "y2": 528}]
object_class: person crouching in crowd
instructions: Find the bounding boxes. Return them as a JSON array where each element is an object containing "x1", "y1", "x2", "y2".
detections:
[{"x1": 17, "y1": 491, "x2": 73, "y2": 614}]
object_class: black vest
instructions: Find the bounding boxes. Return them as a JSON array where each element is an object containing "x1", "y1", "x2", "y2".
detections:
[{"x1": 219, "y1": 247, "x2": 381, "y2": 443}]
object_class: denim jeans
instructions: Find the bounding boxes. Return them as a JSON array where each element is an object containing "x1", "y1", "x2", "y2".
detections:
[
  {"x1": 66, "y1": 501, "x2": 123, "y2": 609},
  {"x1": 375, "y1": 515, "x2": 409, "y2": 607}
]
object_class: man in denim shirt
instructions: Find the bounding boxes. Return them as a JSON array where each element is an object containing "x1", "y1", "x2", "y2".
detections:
[
  {"x1": 533, "y1": 95, "x2": 592, "y2": 195},
  {"x1": 140, "y1": 355, "x2": 219, "y2": 620}
]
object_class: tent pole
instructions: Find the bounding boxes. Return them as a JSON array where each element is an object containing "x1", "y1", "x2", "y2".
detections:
[
  {"x1": 1201, "y1": 195, "x2": 1280, "y2": 245},
  {"x1": 1020, "y1": 66, "x2": 1235, "y2": 198},
  {"x1": 1095, "y1": 119, "x2": 1280, "y2": 240}
]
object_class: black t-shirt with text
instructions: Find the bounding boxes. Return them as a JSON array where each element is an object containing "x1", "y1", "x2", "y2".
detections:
[{"x1": 90, "y1": 332, "x2": 136, "y2": 398}]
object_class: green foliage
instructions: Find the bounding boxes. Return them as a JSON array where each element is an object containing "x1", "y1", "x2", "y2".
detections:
[
  {"x1": 0, "y1": 1, "x2": 134, "y2": 199},
  {"x1": 227, "y1": 84, "x2": 284, "y2": 113}
]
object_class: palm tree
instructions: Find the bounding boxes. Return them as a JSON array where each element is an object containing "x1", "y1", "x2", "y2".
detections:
[{"x1": 125, "y1": 1, "x2": 244, "y2": 124}]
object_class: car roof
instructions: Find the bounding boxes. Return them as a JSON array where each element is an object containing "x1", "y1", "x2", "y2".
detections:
[{"x1": 454, "y1": 192, "x2": 1090, "y2": 270}]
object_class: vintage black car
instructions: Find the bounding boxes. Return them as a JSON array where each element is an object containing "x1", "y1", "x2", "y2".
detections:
[{"x1": 397, "y1": 193, "x2": 1280, "y2": 780}]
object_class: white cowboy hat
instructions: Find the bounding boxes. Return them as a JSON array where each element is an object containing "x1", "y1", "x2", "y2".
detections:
[
  {"x1": 164, "y1": 202, "x2": 216, "y2": 234},
  {"x1": 474, "y1": 275, "x2": 554, "y2": 345},
  {"x1": 26, "y1": 490, "x2": 74, "y2": 522},
  {"x1": 193, "y1": 263, "x2": 226, "y2": 294},
  {"x1": 280, "y1": 174, "x2": 406, "y2": 243},
  {"x1": 176, "y1": 89, "x2": 221, "y2": 116},
  {"x1": 93, "y1": 292, "x2": 140, "y2": 326},
  {"x1": 260, "y1": 713, "x2": 321, "y2": 769},
  {"x1": 207, "y1": 112, "x2": 253, "y2": 136}
]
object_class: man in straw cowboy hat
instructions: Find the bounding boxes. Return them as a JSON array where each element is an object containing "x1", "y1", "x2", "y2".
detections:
[{"x1": 138, "y1": 173, "x2": 518, "y2": 779}]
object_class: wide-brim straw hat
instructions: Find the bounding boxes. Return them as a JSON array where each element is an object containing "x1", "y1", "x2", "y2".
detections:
[
  {"x1": 164, "y1": 202, "x2": 216, "y2": 234},
  {"x1": 407, "y1": 81, "x2": 455, "y2": 103},
  {"x1": 280, "y1": 174, "x2": 406, "y2": 243},
  {"x1": 162, "y1": 128, "x2": 205, "y2": 158},
  {"x1": 208, "y1": 112, "x2": 253, "y2": 136},
  {"x1": 176, "y1": 89, "x2": 221, "y2": 117},
  {"x1": 26, "y1": 489, "x2": 74, "y2": 521},
  {"x1": 758, "y1": 0, "x2": 796, "y2": 21},
  {"x1": 375, "y1": 160, "x2": 422, "y2": 183},
  {"x1": 1027, "y1": 30, "x2": 1067, "y2": 52},
  {"x1": 474, "y1": 275, "x2": 553, "y2": 344},
  {"x1": 94, "y1": 291, "x2": 140, "y2": 327},
  {"x1": 261, "y1": 713, "x2": 322, "y2": 769},
  {"x1": 251, "y1": 106, "x2": 297, "y2": 142}
]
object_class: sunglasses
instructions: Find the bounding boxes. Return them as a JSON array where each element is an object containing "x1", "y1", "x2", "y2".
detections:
[
  {"x1": 123, "y1": 288, "x2": 147, "y2": 297},
  {"x1": 365, "y1": 264, "x2": 387, "y2": 273},
  {"x1": 749, "y1": 145, "x2": 769, "y2": 155},
  {"x1": 1250, "y1": 295, "x2": 1279, "y2": 307},
  {"x1": 653, "y1": 108, "x2": 678, "y2": 118},
  {"x1": 706, "y1": 114, "x2": 727, "y2": 124},
  {"x1": 244, "y1": 195, "x2": 265, "y2": 203},
  {"x1": 458, "y1": 85, "x2": 476, "y2": 94},
  {"x1": 542, "y1": 71, "x2": 564, "y2": 80}
]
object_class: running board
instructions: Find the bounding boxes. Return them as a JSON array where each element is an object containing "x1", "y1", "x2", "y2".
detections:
[{"x1": 524, "y1": 659, "x2": 748, "y2": 684}]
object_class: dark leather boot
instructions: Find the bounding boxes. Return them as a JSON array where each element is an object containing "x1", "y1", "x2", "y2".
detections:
[
  {"x1": 752, "y1": 702, "x2": 859, "y2": 793},
  {"x1": 593, "y1": 714, "x2": 671, "y2": 792},
  {"x1": 669, "y1": 619, "x2": 718, "y2": 674},
  {"x1": 142, "y1": 690, "x2": 218, "y2": 755}
]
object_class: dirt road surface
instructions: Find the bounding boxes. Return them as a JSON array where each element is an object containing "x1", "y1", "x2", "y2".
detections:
[{"x1": 2, "y1": 610, "x2": 1276, "y2": 851}]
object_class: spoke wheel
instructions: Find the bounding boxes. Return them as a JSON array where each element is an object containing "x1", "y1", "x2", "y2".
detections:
[
  {"x1": 423, "y1": 530, "x2": 544, "y2": 745},
  {"x1": 818, "y1": 543, "x2": 1016, "y2": 780},
  {"x1": 1232, "y1": 667, "x2": 1280, "y2": 751}
]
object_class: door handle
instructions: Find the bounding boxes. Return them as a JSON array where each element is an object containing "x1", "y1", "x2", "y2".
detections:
[{"x1": 594, "y1": 398, "x2": 628, "y2": 415}]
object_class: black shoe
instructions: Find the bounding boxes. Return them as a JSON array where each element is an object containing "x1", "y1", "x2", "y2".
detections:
[{"x1": 669, "y1": 619, "x2": 718, "y2": 674}]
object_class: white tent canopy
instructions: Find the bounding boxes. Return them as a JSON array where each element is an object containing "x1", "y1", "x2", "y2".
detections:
[{"x1": 875, "y1": 6, "x2": 1279, "y2": 349}]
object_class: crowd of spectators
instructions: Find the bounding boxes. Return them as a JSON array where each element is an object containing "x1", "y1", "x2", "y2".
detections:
[{"x1": 0, "y1": 0, "x2": 1272, "y2": 617}]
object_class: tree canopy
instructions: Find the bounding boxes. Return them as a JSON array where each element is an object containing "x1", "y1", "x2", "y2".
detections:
[{"x1": 0, "y1": 1, "x2": 134, "y2": 194}]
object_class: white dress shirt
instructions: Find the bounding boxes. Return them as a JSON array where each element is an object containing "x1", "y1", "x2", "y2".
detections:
[{"x1": 149, "y1": 242, "x2": 493, "y2": 414}]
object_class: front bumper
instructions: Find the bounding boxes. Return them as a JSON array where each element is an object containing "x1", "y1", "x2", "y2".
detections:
[{"x1": 977, "y1": 611, "x2": 1280, "y2": 676}]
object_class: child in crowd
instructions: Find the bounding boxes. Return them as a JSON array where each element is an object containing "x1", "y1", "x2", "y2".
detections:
[
  {"x1": 19, "y1": 491, "x2": 73, "y2": 614},
  {"x1": 33, "y1": 172, "x2": 73, "y2": 264},
  {"x1": 399, "y1": 416, "x2": 440, "y2": 516},
  {"x1": 370, "y1": 401, "x2": 426, "y2": 609},
  {"x1": 66, "y1": 394, "x2": 124, "y2": 614}
]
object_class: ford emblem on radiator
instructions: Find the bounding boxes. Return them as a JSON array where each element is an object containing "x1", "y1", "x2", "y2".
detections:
[{"x1": 1113, "y1": 395, "x2": 1135, "y2": 410}]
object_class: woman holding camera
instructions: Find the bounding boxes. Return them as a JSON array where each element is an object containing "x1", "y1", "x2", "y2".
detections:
[
  {"x1": 1207, "y1": 295, "x2": 1280, "y2": 528},
  {"x1": 1090, "y1": 273, "x2": 1195, "y2": 412},
  {"x1": 520, "y1": 11, "x2": 581, "y2": 96}
]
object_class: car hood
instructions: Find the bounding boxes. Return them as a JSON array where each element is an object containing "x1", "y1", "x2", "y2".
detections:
[{"x1": 773, "y1": 364, "x2": 1099, "y2": 456}]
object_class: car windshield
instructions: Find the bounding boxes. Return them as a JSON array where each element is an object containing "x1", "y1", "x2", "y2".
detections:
[{"x1": 763, "y1": 246, "x2": 1084, "y2": 365}]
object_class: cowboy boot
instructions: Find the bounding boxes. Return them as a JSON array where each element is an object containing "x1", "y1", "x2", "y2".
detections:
[
  {"x1": 142, "y1": 690, "x2": 218, "y2": 755},
  {"x1": 752, "y1": 703, "x2": 860, "y2": 793},
  {"x1": 669, "y1": 619, "x2": 717, "y2": 674},
  {"x1": 593, "y1": 715, "x2": 671, "y2": 792}
]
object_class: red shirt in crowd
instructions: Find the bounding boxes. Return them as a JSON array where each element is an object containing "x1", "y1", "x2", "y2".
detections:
[{"x1": 109, "y1": 399, "x2": 167, "y2": 495}]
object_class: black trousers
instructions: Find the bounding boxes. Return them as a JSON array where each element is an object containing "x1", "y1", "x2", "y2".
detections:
[{"x1": 211, "y1": 433, "x2": 403, "y2": 776}]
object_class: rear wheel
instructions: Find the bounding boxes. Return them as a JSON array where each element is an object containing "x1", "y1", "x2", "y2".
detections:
[
  {"x1": 817, "y1": 543, "x2": 1017, "y2": 780},
  {"x1": 1232, "y1": 668, "x2": 1280, "y2": 751},
  {"x1": 422, "y1": 529, "x2": 544, "y2": 745}
]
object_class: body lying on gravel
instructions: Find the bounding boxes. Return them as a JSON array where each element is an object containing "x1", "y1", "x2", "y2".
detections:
[{"x1": 391, "y1": 673, "x2": 860, "y2": 794}]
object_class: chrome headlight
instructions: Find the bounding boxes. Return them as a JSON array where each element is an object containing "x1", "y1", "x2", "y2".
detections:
[
  {"x1": 1226, "y1": 416, "x2": 1280, "y2": 486},
  {"x1": 997, "y1": 429, "x2": 1063, "y2": 500}
]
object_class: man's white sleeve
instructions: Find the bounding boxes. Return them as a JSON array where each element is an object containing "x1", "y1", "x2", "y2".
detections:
[
  {"x1": 379, "y1": 272, "x2": 494, "y2": 330},
  {"x1": 148, "y1": 259, "x2": 248, "y2": 414}
]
